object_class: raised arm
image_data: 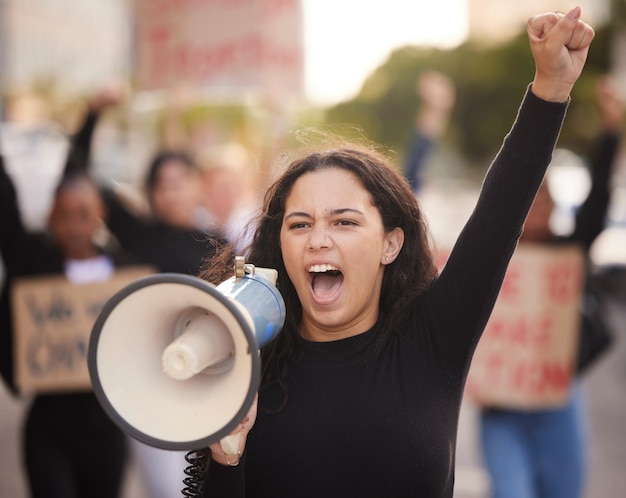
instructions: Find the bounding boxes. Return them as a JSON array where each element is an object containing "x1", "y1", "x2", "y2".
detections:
[
  {"x1": 527, "y1": 8, "x2": 594, "y2": 103},
  {"x1": 403, "y1": 71, "x2": 456, "y2": 192},
  {"x1": 62, "y1": 108, "x2": 99, "y2": 177},
  {"x1": 61, "y1": 85, "x2": 163, "y2": 252},
  {"x1": 571, "y1": 75, "x2": 624, "y2": 248},
  {"x1": 63, "y1": 83, "x2": 126, "y2": 177},
  {"x1": 428, "y1": 8, "x2": 595, "y2": 368}
]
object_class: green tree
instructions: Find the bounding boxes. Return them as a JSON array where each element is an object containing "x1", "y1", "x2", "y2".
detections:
[{"x1": 322, "y1": 23, "x2": 612, "y2": 175}]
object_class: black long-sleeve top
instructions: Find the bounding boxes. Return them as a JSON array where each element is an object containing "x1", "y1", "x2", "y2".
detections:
[{"x1": 204, "y1": 87, "x2": 569, "y2": 497}]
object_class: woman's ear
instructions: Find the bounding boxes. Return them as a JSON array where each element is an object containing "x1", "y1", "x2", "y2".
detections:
[{"x1": 381, "y1": 227, "x2": 404, "y2": 264}]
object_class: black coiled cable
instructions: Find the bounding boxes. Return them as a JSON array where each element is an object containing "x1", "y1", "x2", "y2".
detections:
[{"x1": 182, "y1": 448, "x2": 209, "y2": 497}]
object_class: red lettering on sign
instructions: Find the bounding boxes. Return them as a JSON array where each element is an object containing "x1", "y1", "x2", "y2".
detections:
[
  {"x1": 542, "y1": 260, "x2": 581, "y2": 304},
  {"x1": 146, "y1": 26, "x2": 173, "y2": 83},
  {"x1": 484, "y1": 319, "x2": 505, "y2": 341},
  {"x1": 143, "y1": 0, "x2": 250, "y2": 18},
  {"x1": 144, "y1": 32, "x2": 300, "y2": 86},
  {"x1": 482, "y1": 314, "x2": 551, "y2": 349},
  {"x1": 513, "y1": 360, "x2": 571, "y2": 395},
  {"x1": 484, "y1": 352, "x2": 505, "y2": 381}
]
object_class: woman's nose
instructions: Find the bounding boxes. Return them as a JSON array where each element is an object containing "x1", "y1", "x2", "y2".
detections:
[{"x1": 308, "y1": 225, "x2": 331, "y2": 249}]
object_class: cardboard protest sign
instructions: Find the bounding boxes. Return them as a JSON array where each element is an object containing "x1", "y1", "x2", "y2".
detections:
[
  {"x1": 465, "y1": 244, "x2": 585, "y2": 409},
  {"x1": 12, "y1": 266, "x2": 154, "y2": 394},
  {"x1": 135, "y1": 0, "x2": 304, "y2": 97}
]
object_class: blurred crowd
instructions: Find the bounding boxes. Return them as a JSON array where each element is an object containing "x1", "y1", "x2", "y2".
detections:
[
  {"x1": 1, "y1": 69, "x2": 625, "y2": 498},
  {"x1": 0, "y1": 83, "x2": 283, "y2": 498}
]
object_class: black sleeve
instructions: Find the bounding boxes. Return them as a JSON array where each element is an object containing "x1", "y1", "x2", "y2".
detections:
[
  {"x1": 0, "y1": 155, "x2": 20, "y2": 393},
  {"x1": 426, "y1": 85, "x2": 569, "y2": 372},
  {"x1": 0, "y1": 154, "x2": 28, "y2": 271},
  {"x1": 63, "y1": 109, "x2": 101, "y2": 177},
  {"x1": 59, "y1": 108, "x2": 159, "y2": 258},
  {"x1": 204, "y1": 455, "x2": 246, "y2": 497},
  {"x1": 570, "y1": 130, "x2": 620, "y2": 249},
  {"x1": 0, "y1": 156, "x2": 33, "y2": 394},
  {"x1": 100, "y1": 188, "x2": 163, "y2": 261}
]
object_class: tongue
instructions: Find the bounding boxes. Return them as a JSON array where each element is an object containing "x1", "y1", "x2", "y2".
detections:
[{"x1": 312, "y1": 273, "x2": 343, "y2": 299}]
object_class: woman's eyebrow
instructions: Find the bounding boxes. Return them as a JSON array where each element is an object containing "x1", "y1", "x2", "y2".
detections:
[
  {"x1": 284, "y1": 211, "x2": 311, "y2": 221},
  {"x1": 284, "y1": 208, "x2": 365, "y2": 220},
  {"x1": 331, "y1": 208, "x2": 364, "y2": 216}
]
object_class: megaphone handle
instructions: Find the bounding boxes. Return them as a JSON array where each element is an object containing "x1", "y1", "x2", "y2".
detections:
[{"x1": 220, "y1": 433, "x2": 242, "y2": 466}]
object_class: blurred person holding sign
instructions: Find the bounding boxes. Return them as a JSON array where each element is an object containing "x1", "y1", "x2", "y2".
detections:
[
  {"x1": 475, "y1": 74, "x2": 623, "y2": 498},
  {"x1": 0, "y1": 151, "x2": 148, "y2": 496},
  {"x1": 64, "y1": 86, "x2": 230, "y2": 498}
]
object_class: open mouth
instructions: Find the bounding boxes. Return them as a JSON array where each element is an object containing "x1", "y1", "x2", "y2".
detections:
[{"x1": 308, "y1": 264, "x2": 344, "y2": 301}]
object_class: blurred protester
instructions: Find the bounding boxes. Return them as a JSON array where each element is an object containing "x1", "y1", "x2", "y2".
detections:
[
  {"x1": 65, "y1": 86, "x2": 226, "y2": 498},
  {"x1": 196, "y1": 141, "x2": 261, "y2": 255},
  {"x1": 403, "y1": 70, "x2": 456, "y2": 193},
  {"x1": 65, "y1": 87, "x2": 225, "y2": 275},
  {"x1": 0, "y1": 155, "x2": 137, "y2": 498},
  {"x1": 158, "y1": 86, "x2": 276, "y2": 256},
  {"x1": 478, "y1": 74, "x2": 623, "y2": 498}
]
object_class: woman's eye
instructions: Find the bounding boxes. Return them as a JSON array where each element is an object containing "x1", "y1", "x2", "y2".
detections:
[
  {"x1": 289, "y1": 222, "x2": 309, "y2": 229},
  {"x1": 337, "y1": 219, "x2": 357, "y2": 226}
]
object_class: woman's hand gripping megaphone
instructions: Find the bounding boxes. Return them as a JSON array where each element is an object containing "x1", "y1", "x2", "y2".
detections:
[{"x1": 209, "y1": 393, "x2": 258, "y2": 466}]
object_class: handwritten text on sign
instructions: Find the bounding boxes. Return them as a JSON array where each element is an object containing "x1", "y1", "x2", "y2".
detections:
[
  {"x1": 135, "y1": 0, "x2": 304, "y2": 95},
  {"x1": 12, "y1": 267, "x2": 153, "y2": 394},
  {"x1": 466, "y1": 244, "x2": 584, "y2": 409}
]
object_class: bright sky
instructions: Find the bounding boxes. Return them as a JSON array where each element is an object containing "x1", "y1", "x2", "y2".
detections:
[{"x1": 302, "y1": 0, "x2": 469, "y2": 105}]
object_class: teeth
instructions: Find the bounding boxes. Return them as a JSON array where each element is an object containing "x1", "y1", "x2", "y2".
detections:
[{"x1": 308, "y1": 264, "x2": 338, "y2": 273}]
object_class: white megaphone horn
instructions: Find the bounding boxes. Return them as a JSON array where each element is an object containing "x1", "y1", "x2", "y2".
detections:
[{"x1": 88, "y1": 256, "x2": 285, "y2": 451}]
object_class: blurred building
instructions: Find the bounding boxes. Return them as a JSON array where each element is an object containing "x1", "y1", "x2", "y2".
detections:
[
  {"x1": 0, "y1": 0, "x2": 305, "y2": 226},
  {"x1": 0, "y1": 0, "x2": 304, "y2": 103},
  {"x1": 0, "y1": 0, "x2": 132, "y2": 99},
  {"x1": 467, "y1": 0, "x2": 611, "y2": 44}
]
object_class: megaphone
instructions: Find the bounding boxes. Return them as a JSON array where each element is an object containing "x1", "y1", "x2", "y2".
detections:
[{"x1": 88, "y1": 256, "x2": 285, "y2": 451}]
